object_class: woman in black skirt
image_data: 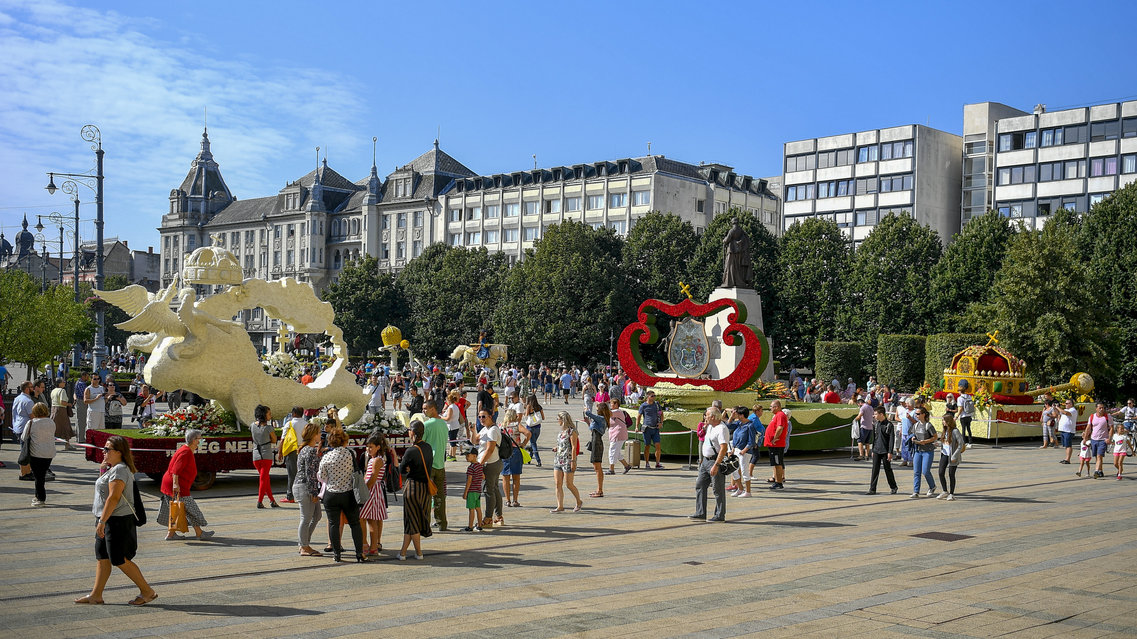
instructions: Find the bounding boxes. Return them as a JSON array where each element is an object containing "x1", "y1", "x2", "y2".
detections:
[{"x1": 398, "y1": 420, "x2": 433, "y2": 560}]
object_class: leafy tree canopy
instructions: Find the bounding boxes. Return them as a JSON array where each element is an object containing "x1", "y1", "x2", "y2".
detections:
[
  {"x1": 774, "y1": 217, "x2": 850, "y2": 367},
  {"x1": 622, "y1": 211, "x2": 699, "y2": 304},
  {"x1": 926, "y1": 209, "x2": 1014, "y2": 332},
  {"x1": 322, "y1": 255, "x2": 406, "y2": 356}
]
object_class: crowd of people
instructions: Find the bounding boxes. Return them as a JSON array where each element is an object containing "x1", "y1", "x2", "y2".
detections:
[{"x1": 2, "y1": 356, "x2": 1135, "y2": 604}]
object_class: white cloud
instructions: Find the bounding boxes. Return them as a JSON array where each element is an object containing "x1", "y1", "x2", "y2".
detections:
[{"x1": 0, "y1": 0, "x2": 365, "y2": 251}]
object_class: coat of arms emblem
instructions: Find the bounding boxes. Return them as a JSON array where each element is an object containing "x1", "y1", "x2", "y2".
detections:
[{"x1": 667, "y1": 317, "x2": 710, "y2": 378}]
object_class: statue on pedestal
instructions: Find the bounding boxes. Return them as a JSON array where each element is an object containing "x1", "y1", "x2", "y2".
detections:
[{"x1": 721, "y1": 217, "x2": 752, "y2": 288}]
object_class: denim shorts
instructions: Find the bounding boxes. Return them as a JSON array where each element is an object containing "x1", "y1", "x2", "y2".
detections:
[
  {"x1": 1090, "y1": 439, "x2": 1108, "y2": 457},
  {"x1": 500, "y1": 449, "x2": 523, "y2": 475},
  {"x1": 1059, "y1": 431, "x2": 1074, "y2": 448},
  {"x1": 642, "y1": 427, "x2": 661, "y2": 445}
]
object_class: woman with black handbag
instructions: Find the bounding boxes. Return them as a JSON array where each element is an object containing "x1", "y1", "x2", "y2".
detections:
[
  {"x1": 76, "y1": 435, "x2": 157, "y2": 605},
  {"x1": 317, "y1": 427, "x2": 365, "y2": 562},
  {"x1": 398, "y1": 420, "x2": 433, "y2": 560}
]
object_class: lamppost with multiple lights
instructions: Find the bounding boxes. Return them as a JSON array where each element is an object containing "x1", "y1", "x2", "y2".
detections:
[
  {"x1": 36, "y1": 209, "x2": 82, "y2": 366},
  {"x1": 34, "y1": 232, "x2": 49, "y2": 291},
  {"x1": 46, "y1": 124, "x2": 105, "y2": 372}
]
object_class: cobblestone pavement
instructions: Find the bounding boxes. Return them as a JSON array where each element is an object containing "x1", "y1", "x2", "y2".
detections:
[{"x1": 3, "y1": 408, "x2": 1136, "y2": 638}]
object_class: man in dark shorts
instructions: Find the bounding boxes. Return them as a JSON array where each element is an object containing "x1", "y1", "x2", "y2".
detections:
[
  {"x1": 560, "y1": 369, "x2": 572, "y2": 404},
  {"x1": 764, "y1": 399, "x2": 789, "y2": 489},
  {"x1": 637, "y1": 390, "x2": 665, "y2": 469}
]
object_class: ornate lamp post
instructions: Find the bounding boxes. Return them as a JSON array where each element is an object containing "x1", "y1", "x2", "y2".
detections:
[
  {"x1": 34, "y1": 232, "x2": 49, "y2": 291},
  {"x1": 46, "y1": 124, "x2": 105, "y2": 371},
  {"x1": 36, "y1": 208, "x2": 82, "y2": 366}
]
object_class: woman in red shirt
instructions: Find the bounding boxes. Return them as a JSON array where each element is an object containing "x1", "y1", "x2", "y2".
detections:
[{"x1": 159, "y1": 429, "x2": 214, "y2": 540}]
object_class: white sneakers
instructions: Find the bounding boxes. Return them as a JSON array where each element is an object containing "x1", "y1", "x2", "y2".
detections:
[
  {"x1": 909, "y1": 493, "x2": 920, "y2": 499},
  {"x1": 936, "y1": 492, "x2": 948, "y2": 500},
  {"x1": 737, "y1": 491, "x2": 751, "y2": 498},
  {"x1": 31, "y1": 499, "x2": 45, "y2": 508},
  {"x1": 945, "y1": 494, "x2": 955, "y2": 501},
  {"x1": 925, "y1": 488, "x2": 936, "y2": 497}
]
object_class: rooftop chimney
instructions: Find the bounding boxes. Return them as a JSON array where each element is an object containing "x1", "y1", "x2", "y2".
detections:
[{"x1": 1033, "y1": 104, "x2": 1046, "y2": 115}]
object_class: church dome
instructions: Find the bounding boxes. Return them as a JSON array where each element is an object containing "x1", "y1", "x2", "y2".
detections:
[{"x1": 14, "y1": 215, "x2": 34, "y2": 257}]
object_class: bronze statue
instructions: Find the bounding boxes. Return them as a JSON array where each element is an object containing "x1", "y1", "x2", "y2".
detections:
[{"x1": 721, "y1": 217, "x2": 752, "y2": 288}]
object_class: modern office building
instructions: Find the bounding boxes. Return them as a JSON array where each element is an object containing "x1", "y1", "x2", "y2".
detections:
[
  {"x1": 965, "y1": 100, "x2": 1137, "y2": 228},
  {"x1": 782, "y1": 124, "x2": 962, "y2": 245}
]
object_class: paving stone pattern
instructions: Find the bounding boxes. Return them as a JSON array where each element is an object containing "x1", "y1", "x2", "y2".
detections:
[{"x1": 2, "y1": 419, "x2": 1136, "y2": 638}]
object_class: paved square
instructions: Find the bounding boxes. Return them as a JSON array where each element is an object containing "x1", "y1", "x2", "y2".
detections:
[{"x1": 3, "y1": 433, "x2": 1135, "y2": 638}]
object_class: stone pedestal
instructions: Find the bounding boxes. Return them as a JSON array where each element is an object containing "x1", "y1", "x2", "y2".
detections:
[{"x1": 706, "y1": 287, "x2": 774, "y2": 382}]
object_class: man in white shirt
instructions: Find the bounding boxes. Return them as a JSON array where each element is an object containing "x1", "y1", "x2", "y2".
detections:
[
  {"x1": 1058, "y1": 398, "x2": 1080, "y2": 465},
  {"x1": 690, "y1": 406, "x2": 730, "y2": 522}
]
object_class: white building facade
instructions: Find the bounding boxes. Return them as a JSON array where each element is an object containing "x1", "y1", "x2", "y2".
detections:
[
  {"x1": 782, "y1": 124, "x2": 962, "y2": 245},
  {"x1": 965, "y1": 100, "x2": 1137, "y2": 229}
]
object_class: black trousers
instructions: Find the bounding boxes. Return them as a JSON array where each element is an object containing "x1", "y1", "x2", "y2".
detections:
[
  {"x1": 869, "y1": 452, "x2": 896, "y2": 492},
  {"x1": 938, "y1": 455, "x2": 958, "y2": 494},
  {"x1": 30, "y1": 456, "x2": 52, "y2": 502},
  {"x1": 323, "y1": 490, "x2": 363, "y2": 557}
]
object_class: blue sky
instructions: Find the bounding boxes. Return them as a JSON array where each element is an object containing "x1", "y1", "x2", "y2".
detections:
[{"x1": 1, "y1": 0, "x2": 1135, "y2": 254}]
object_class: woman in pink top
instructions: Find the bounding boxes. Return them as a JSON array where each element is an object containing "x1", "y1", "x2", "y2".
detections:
[
  {"x1": 606, "y1": 398, "x2": 632, "y2": 475},
  {"x1": 1083, "y1": 402, "x2": 1111, "y2": 479},
  {"x1": 594, "y1": 384, "x2": 610, "y2": 405}
]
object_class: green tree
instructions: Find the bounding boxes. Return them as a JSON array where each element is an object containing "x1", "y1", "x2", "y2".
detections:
[
  {"x1": 0, "y1": 271, "x2": 90, "y2": 376},
  {"x1": 774, "y1": 217, "x2": 850, "y2": 367},
  {"x1": 926, "y1": 209, "x2": 1015, "y2": 332},
  {"x1": 686, "y1": 209, "x2": 780, "y2": 343},
  {"x1": 621, "y1": 211, "x2": 699, "y2": 303},
  {"x1": 1080, "y1": 182, "x2": 1137, "y2": 396},
  {"x1": 322, "y1": 255, "x2": 406, "y2": 356},
  {"x1": 397, "y1": 244, "x2": 509, "y2": 358},
  {"x1": 840, "y1": 213, "x2": 942, "y2": 376},
  {"x1": 494, "y1": 221, "x2": 630, "y2": 364},
  {"x1": 963, "y1": 212, "x2": 1116, "y2": 387}
]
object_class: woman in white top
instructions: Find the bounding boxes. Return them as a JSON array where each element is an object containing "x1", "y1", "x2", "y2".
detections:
[
  {"x1": 24, "y1": 403, "x2": 57, "y2": 506},
  {"x1": 441, "y1": 390, "x2": 463, "y2": 461},
  {"x1": 606, "y1": 398, "x2": 632, "y2": 475},
  {"x1": 475, "y1": 409, "x2": 503, "y2": 528},
  {"x1": 522, "y1": 394, "x2": 545, "y2": 467}
]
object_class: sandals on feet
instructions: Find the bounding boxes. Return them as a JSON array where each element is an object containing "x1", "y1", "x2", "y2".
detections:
[
  {"x1": 589, "y1": 491, "x2": 604, "y2": 498},
  {"x1": 128, "y1": 592, "x2": 158, "y2": 606},
  {"x1": 573, "y1": 503, "x2": 583, "y2": 512}
]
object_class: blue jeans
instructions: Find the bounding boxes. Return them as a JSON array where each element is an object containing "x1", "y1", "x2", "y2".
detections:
[
  {"x1": 912, "y1": 450, "x2": 935, "y2": 494},
  {"x1": 527, "y1": 425, "x2": 542, "y2": 464}
]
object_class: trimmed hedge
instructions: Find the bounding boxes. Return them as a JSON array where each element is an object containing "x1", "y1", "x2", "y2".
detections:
[
  {"x1": 876, "y1": 334, "x2": 926, "y2": 392},
  {"x1": 814, "y1": 341, "x2": 862, "y2": 387},
  {"x1": 925, "y1": 333, "x2": 987, "y2": 391}
]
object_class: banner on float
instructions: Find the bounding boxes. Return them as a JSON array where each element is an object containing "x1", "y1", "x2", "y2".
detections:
[{"x1": 928, "y1": 402, "x2": 1093, "y2": 439}]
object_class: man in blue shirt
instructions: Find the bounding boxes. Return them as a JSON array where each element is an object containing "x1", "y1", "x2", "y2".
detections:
[
  {"x1": 729, "y1": 406, "x2": 754, "y2": 497},
  {"x1": 559, "y1": 369, "x2": 572, "y2": 405},
  {"x1": 747, "y1": 404, "x2": 766, "y2": 484},
  {"x1": 637, "y1": 390, "x2": 665, "y2": 469}
]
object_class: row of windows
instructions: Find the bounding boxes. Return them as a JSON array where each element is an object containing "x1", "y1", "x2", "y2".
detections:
[
  {"x1": 998, "y1": 118, "x2": 1137, "y2": 151},
  {"x1": 997, "y1": 154, "x2": 1136, "y2": 185},
  {"x1": 785, "y1": 206, "x2": 911, "y2": 230},
  {"x1": 446, "y1": 191, "x2": 650, "y2": 221},
  {"x1": 785, "y1": 173, "x2": 913, "y2": 201},
  {"x1": 785, "y1": 140, "x2": 914, "y2": 172},
  {"x1": 446, "y1": 220, "x2": 630, "y2": 247},
  {"x1": 380, "y1": 211, "x2": 425, "y2": 229}
]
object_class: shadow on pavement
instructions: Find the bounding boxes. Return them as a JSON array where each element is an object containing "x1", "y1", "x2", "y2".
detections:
[{"x1": 145, "y1": 603, "x2": 323, "y2": 617}]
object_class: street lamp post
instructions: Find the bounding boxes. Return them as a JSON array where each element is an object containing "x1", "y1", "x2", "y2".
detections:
[
  {"x1": 46, "y1": 124, "x2": 105, "y2": 372},
  {"x1": 34, "y1": 232, "x2": 48, "y2": 291},
  {"x1": 36, "y1": 208, "x2": 82, "y2": 367}
]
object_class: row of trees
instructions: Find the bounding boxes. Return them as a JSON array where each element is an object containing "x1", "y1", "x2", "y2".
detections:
[
  {"x1": 0, "y1": 270, "x2": 91, "y2": 379},
  {"x1": 323, "y1": 182, "x2": 1137, "y2": 398}
]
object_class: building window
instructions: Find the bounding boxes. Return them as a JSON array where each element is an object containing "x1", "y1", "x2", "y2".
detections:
[
  {"x1": 609, "y1": 192, "x2": 627, "y2": 207},
  {"x1": 1089, "y1": 156, "x2": 1119, "y2": 177},
  {"x1": 696, "y1": 199, "x2": 705, "y2": 212},
  {"x1": 1122, "y1": 154, "x2": 1136, "y2": 174},
  {"x1": 879, "y1": 173, "x2": 914, "y2": 193},
  {"x1": 412, "y1": 240, "x2": 422, "y2": 257},
  {"x1": 163, "y1": 258, "x2": 169, "y2": 273},
  {"x1": 879, "y1": 140, "x2": 914, "y2": 160},
  {"x1": 1090, "y1": 120, "x2": 1121, "y2": 142},
  {"x1": 587, "y1": 195, "x2": 603, "y2": 210},
  {"x1": 396, "y1": 242, "x2": 405, "y2": 259},
  {"x1": 286, "y1": 224, "x2": 294, "y2": 238},
  {"x1": 1089, "y1": 193, "x2": 1108, "y2": 208},
  {"x1": 286, "y1": 249, "x2": 294, "y2": 266},
  {"x1": 997, "y1": 165, "x2": 1037, "y2": 185},
  {"x1": 632, "y1": 190, "x2": 650, "y2": 206},
  {"x1": 413, "y1": 211, "x2": 423, "y2": 227},
  {"x1": 352, "y1": 219, "x2": 360, "y2": 235},
  {"x1": 382, "y1": 215, "x2": 390, "y2": 230},
  {"x1": 566, "y1": 196, "x2": 581, "y2": 211},
  {"x1": 785, "y1": 154, "x2": 816, "y2": 172},
  {"x1": 544, "y1": 199, "x2": 561, "y2": 214},
  {"x1": 398, "y1": 212, "x2": 407, "y2": 228},
  {"x1": 467, "y1": 206, "x2": 482, "y2": 220},
  {"x1": 449, "y1": 233, "x2": 461, "y2": 246},
  {"x1": 505, "y1": 202, "x2": 520, "y2": 217},
  {"x1": 1065, "y1": 159, "x2": 1087, "y2": 179},
  {"x1": 1039, "y1": 161, "x2": 1063, "y2": 182},
  {"x1": 244, "y1": 255, "x2": 253, "y2": 271},
  {"x1": 522, "y1": 200, "x2": 538, "y2": 216},
  {"x1": 485, "y1": 229, "x2": 499, "y2": 243},
  {"x1": 381, "y1": 244, "x2": 390, "y2": 259},
  {"x1": 448, "y1": 209, "x2": 460, "y2": 222},
  {"x1": 856, "y1": 145, "x2": 879, "y2": 163},
  {"x1": 465, "y1": 231, "x2": 481, "y2": 244},
  {"x1": 854, "y1": 177, "x2": 878, "y2": 195},
  {"x1": 486, "y1": 204, "x2": 500, "y2": 218},
  {"x1": 1123, "y1": 117, "x2": 1137, "y2": 138},
  {"x1": 273, "y1": 225, "x2": 281, "y2": 239},
  {"x1": 785, "y1": 184, "x2": 816, "y2": 201},
  {"x1": 609, "y1": 220, "x2": 626, "y2": 235},
  {"x1": 523, "y1": 226, "x2": 539, "y2": 241},
  {"x1": 503, "y1": 227, "x2": 518, "y2": 242},
  {"x1": 1063, "y1": 124, "x2": 1087, "y2": 144},
  {"x1": 816, "y1": 180, "x2": 853, "y2": 198},
  {"x1": 855, "y1": 209, "x2": 877, "y2": 227},
  {"x1": 1040, "y1": 127, "x2": 1063, "y2": 147}
]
